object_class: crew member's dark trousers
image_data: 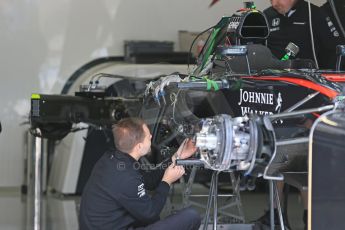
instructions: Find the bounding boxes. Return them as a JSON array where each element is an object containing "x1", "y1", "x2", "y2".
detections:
[{"x1": 133, "y1": 207, "x2": 201, "y2": 230}]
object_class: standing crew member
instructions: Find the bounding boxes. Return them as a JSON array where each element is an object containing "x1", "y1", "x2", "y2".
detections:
[
  {"x1": 264, "y1": 0, "x2": 344, "y2": 69},
  {"x1": 257, "y1": 1, "x2": 344, "y2": 229}
]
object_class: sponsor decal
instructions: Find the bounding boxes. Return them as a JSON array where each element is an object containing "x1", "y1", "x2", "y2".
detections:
[
  {"x1": 238, "y1": 89, "x2": 283, "y2": 116},
  {"x1": 137, "y1": 183, "x2": 145, "y2": 198},
  {"x1": 229, "y1": 21, "x2": 240, "y2": 29},
  {"x1": 228, "y1": 17, "x2": 241, "y2": 29},
  {"x1": 275, "y1": 92, "x2": 282, "y2": 113}
]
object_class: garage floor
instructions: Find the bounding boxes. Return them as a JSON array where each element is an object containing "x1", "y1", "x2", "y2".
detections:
[{"x1": 0, "y1": 184, "x2": 305, "y2": 230}]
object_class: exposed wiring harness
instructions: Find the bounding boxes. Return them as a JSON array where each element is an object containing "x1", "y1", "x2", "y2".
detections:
[{"x1": 187, "y1": 26, "x2": 215, "y2": 71}]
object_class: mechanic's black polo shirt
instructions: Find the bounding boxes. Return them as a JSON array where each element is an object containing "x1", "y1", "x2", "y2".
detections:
[
  {"x1": 79, "y1": 150, "x2": 172, "y2": 230},
  {"x1": 264, "y1": 0, "x2": 344, "y2": 69}
]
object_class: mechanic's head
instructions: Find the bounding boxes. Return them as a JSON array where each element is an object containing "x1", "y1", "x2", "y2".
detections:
[
  {"x1": 112, "y1": 117, "x2": 152, "y2": 157},
  {"x1": 270, "y1": 0, "x2": 297, "y2": 14}
]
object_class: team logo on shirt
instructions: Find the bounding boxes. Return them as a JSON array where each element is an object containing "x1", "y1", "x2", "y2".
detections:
[
  {"x1": 137, "y1": 183, "x2": 145, "y2": 198},
  {"x1": 272, "y1": 18, "x2": 280, "y2": 27}
]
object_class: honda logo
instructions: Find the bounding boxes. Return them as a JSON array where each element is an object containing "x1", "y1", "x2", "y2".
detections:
[{"x1": 272, "y1": 18, "x2": 280, "y2": 27}]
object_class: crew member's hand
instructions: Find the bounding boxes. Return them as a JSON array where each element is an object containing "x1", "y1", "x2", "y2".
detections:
[
  {"x1": 162, "y1": 163, "x2": 185, "y2": 186},
  {"x1": 176, "y1": 138, "x2": 198, "y2": 159}
]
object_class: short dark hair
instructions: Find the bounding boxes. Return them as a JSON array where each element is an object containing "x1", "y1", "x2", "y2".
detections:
[{"x1": 112, "y1": 117, "x2": 146, "y2": 153}]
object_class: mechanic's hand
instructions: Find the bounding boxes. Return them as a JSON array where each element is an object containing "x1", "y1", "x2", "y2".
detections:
[
  {"x1": 176, "y1": 138, "x2": 198, "y2": 159},
  {"x1": 162, "y1": 163, "x2": 185, "y2": 186}
]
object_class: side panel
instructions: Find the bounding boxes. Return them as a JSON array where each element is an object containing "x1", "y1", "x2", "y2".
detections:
[{"x1": 309, "y1": 110, "x2": 345, "y2": 230}]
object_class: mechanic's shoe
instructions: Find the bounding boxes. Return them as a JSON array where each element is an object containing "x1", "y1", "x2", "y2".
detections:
[
  {"x1": 246, "y1": 177, "x2": 256, "y2": 191},
  {"x1": 254, "y1": 209, "x2": 290, "y2": 229}
]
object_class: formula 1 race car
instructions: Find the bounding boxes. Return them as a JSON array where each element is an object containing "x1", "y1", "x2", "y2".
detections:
[
  {"x1": 28, "y1": 4, "x2": 345, "y2": 229},
  {"x1": 30, "y1": 4, "x2": 345, "y2": 176}
]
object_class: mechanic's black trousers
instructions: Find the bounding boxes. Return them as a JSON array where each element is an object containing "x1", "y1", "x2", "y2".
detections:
[{"x1": 133, "y1": 207, "x2": 201, "y2": 230}]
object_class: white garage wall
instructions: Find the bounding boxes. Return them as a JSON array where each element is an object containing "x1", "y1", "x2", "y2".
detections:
[{"x1": 0, "y1": 0, "x2": 325, "y2": 186}]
